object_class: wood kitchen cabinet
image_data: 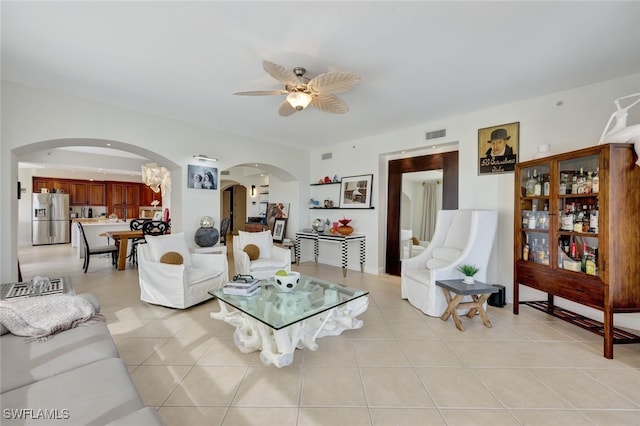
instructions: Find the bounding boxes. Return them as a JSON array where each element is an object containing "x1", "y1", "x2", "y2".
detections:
[
  {"x1": 87, "y1": 183, "x2": 106, "y2": 206},
  {"x1": 32, "y1": 178, "x2": 69, "y2": 195},
  {"x1": 109, "y1": 183, "x2": 139, "y2": 220},
  {"x1": 69, "y1": 182, "x2": 88, "y2": 205},
  {"x1": 514, "y1": 143, "x2": 640, "y2": 358},
  {"x1": 139, "y1": 184, "x2": 162, "y2": 207}
]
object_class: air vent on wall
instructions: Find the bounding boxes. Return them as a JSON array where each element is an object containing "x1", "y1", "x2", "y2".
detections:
[
  {"x1": 321, "y1": 152, "x2": 332, "y2": 160},
  {"x1": 425, "y1": 129, "x2": 446, "y2": 140},
  {"x1": 221, "y1": 170, "x2": 230, "y2": 175}
]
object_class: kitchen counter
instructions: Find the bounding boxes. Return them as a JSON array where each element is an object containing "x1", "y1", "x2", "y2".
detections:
[
  {"x1": 71, "y1": 218, "x2": 129, "y2": 224},
  {"x1": 71, "y1": 220, "x2": 132, "y2": 258}
]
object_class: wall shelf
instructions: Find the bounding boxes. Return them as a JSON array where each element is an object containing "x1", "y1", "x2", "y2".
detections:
[
  {"x1": 310, "y1": 182, "x2": 340, "y2": 186},
  {"x1": 309, "y1": 207, "x2": 374, "y2": 210}
]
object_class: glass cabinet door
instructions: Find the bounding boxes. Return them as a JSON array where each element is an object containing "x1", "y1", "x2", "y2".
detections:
[
  {"x1": 518, "y1": 163, "x2": 551, "y2": 265},
  {"x1": 556, "y1": 154, "x2": 599, "y2": 276}
]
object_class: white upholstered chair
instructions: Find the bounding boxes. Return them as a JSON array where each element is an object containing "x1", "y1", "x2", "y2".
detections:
[
  {"x1": 401, "y1": 209, "x2": 499, "y2": 316},
  {"x1": 233, "y1": 230, "x2": 291, "y2": 280},
  {"x1": 137, "y1": 232, "x2": 228, "y2": 309}
]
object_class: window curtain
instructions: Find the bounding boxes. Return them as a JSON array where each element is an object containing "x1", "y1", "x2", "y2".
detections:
[{"x1": 419, "y1": 181, "x2": 438, "y2": 241}]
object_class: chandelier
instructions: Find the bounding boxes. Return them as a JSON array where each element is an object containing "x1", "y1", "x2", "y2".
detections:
[{"x1": 141, "y1": 163, "x2": 171, "y2": 196}]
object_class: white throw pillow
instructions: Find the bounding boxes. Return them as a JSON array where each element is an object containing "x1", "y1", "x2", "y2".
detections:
[
  {"x1": 426, "y1": 258, "x2": 452, "y2": 270},
  {"x1": 432, "y1": 247, "x2": 462, "y2": 262},
  {"x1": 238, "y1": 230, "x2": 272, "y2": 259},
  {"x1": 145, "y1": 233, "x2": 192, "y2": 266}
]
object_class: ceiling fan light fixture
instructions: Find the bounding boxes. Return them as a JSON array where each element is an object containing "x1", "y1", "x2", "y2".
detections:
[{"x1": 287, "y1": 92, "x2": 312, "y2": 110}]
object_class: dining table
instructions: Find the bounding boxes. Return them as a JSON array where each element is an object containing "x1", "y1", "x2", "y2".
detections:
[{"x1": 103, "y1": 230, "x2": 144, "y2": 271}]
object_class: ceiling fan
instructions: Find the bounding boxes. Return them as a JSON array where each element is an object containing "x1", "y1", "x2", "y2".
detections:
[{"x1": 234, "y1": 60, "x2": 360, "y2": 117}]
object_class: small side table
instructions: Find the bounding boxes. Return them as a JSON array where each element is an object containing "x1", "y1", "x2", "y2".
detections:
[{"x1": 436, "y1": 279, "x2": 498, "y2": 331}]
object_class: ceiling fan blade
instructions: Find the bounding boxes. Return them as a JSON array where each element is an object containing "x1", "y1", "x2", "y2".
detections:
[
  {"x1": 278, "y1": 100, "x2": 298, "y2": 117},
  {"x1": 234, "y1": 90, "x2": 288, "y2": 96},
  {"x1": 263, "y1": 60, "x2": 300, "y2": 87},
  {"x1": 308, "y1": 72, "x2": 360, "y2": 94},
  {"x1": 310, "y1": 93, "x2": 350, "y2": 114}
]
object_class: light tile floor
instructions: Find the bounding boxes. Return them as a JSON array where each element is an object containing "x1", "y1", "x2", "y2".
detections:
[{"x1": 16, "y1": 243, "x2": 640, "y2": 425}]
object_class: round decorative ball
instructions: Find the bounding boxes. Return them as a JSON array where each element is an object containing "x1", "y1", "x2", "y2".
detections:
[
  {"x1": 200, "y1": 216, "x2": 214, "y2": 228},
  {"x1": 194, "y1": 227, "x2": 219, "y2": 247}
]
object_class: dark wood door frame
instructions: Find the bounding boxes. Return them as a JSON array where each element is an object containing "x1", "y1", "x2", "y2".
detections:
[{"x1": 386, "y1": 151, "x2": 459, "y2": 276}]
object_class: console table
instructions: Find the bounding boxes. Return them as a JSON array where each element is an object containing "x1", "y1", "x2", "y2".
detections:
[{"x1": 295, "y1": 231, "x2": 366, "y2": 277}]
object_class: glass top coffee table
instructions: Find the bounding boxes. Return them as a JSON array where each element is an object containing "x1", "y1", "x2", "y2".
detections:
[{"x1": 209, "y1": 274, "x2": 369, "y2": 367}]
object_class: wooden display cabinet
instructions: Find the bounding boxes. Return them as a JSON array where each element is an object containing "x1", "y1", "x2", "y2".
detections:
[{"x1": 514, "y1": 143, "x2": 640, "y2": 358}]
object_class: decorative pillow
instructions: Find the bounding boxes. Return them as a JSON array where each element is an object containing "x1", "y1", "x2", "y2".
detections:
[
  {"x1": 160, "y1": 251, "x2": 184, "y2": 265},
  {"x1": 237, "y1": 230, "x2": 272, "y2": 259},
  {"x1": 243, "y1": 244, "x2": 260, "y2": 261},
  {"x1": 426, "y1": 258, "x2": 452, "y2": 270},
  {"x1": 432, "y1": 247, "x2": 462, "y2": 262},
  {"x1": 411, "y1": 237, "x2": 420, "y2": 246},
  {"x1": 145, "y1": 233, "x2": 192, "y2": 266}
]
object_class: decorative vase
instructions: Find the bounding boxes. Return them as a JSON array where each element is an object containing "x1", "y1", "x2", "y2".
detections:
[
  {"x1": 463, "y1": 276, "x2": 475, "y2": 285},
  {"x1": 195, "y1": 227, "x2": 219, "y2": 247},
  {"x1": 336, "y1": 225, "x2": 353, "y2": 235}
]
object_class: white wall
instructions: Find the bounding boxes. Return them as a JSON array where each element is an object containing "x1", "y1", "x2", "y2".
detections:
[
  {"x1": 308, "y1": 73, "x2": 640, "y2": 329},
  {"x1": 3, "y1": 74, "x2": 639, "y2": 329},
  {"x1": 1, "y1": 81, "x2": 307, "y2": 280}
]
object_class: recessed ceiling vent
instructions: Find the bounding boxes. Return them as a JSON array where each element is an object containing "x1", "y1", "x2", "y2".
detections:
[
  {"x1": 425, "y1": 129, "x2": 446, "y2": 140},
  {"x1": 321, "y1": 152, "x2": 332, "y2": 160},
  {"x1": 221, "y1": 170, "x2": 230, "y2": 176}
]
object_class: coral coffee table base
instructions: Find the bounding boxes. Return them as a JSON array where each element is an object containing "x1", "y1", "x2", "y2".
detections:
[{"x1": 210, "y1": 275, "x2": 369, "y2": 367}]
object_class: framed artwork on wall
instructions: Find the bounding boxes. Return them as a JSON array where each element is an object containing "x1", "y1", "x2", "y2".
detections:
[
  {"x1": 340, "y1": 174, "x2": 373, "y2": 208},
  {"x1": 478, "y1": 122, "x2": 519, "y2": 175},
  {"x1": 187, "y1": 164, "x2": 218, "y2": 189},
  {"x1": 266, "y1": 202, "x2": 289, "y2": 233},
  {"x1": 272, "y1": 218, "x2": 287, "y2": 243}
]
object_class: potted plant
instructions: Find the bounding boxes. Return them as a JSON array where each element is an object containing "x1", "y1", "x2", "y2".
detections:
[{"x1": 457, "y1": 264, "x2": 480, "y2": 284}]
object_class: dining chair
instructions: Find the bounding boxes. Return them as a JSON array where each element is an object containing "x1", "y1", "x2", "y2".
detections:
[
  {"x1": 219, "y1": 217, "x2": 230, "y2": 246},
  {"x1": 142, "y1": 220, "x2": 169, "y2": 237},
  {"x1": 76, "y1": 222, "x2": 118, "y2": 273},
  {"x1": 128, "y1": 218, "x2": 149, "y2": 265}
]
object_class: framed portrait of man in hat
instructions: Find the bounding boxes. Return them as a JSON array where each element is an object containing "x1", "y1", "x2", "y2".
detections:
[{"x1": 478, "y1": 122, "x2": 519, "y2": 175}]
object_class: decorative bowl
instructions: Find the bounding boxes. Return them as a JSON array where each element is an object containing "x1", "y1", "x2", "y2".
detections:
[
  {"x1": 273, "y1": 271, "x2": 301, "y2": 292},
  {"x1": 338, "y1": 218, "x2": 352, "y2": 226}
]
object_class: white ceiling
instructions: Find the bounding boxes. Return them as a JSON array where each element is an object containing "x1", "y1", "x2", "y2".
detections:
[{"x1": 2, "y1": 1, "x2": 640, "y2": 152}]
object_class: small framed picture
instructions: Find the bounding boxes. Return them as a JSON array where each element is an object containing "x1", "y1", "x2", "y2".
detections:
[
  {"x1": 272, "y1": 218, "x2": 287, "y2": 243},
  {"x1": 187, "y1": 164, "x2": 218, "y2": 190},
  {"x1": 340, "y1": 174, "x2": 373, "y2": 208},
  {"x1": 478, "y1": 122, "x2": 519, "y2": 175},
  {"x1": 152, "y1": 211, "x2": 163, "y2": 221}
]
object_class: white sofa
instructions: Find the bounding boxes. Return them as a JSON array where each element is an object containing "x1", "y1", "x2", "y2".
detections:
[
  {"x1": 401, "y1": 209, "x2": 499, "y2": 317},
  {"x1": 0, "y1": 294, "x2": 163, "y2": 425},
  {"x1": 138, "y1": 233, "x2": 228, "y2": 309}
]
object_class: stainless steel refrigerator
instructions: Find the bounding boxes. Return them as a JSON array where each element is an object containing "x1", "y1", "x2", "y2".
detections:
[{"x1": 32, "y1": 193, "x2": 70, "y2": 245}]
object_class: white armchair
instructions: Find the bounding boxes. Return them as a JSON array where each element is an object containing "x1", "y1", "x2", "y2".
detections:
[
  {"x1": 233, "y1": 230, "x2": 291, "y2": 280},
  {"x1": 401, "y1": 209, "x2": 498, "y2": 317},
  {"x1": 138, "y1": 232, "x2": 228, "y2": 309},
  {"x1": 401, "y1": 229, "x2": 429, "y2": 259}
]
